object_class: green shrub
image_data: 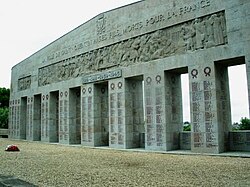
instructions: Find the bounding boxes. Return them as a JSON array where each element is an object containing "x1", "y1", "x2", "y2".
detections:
[
  {"x1": 0, "y1": 107, "x2": 9, "y2": 129},
  {"x1": 232, "y1": 117, "x2": 250, "y2": 130},
  {"x1": 183, "y1": 124, "x2": 191, "y2": 131},
  {"x1": 183, "y1": 121, "x2": 191, "y2": 131}
]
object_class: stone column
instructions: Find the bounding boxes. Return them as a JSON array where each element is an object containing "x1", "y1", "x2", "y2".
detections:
[
  {"x1": 215, "y1": 64, "x2": 232, "y2": 152},
  {"x1": 190, "y1": 63, "x2": 231, "y2": 153},
  {"x1": 41, "y1": 93, "x2": 49, "y2": 142},
  {"x1": 109, "y1": 79, "x2": 126, "y2": 149},
  {"x1": 81, "y1": 84, "x2": 95, "y2": 146},
  {"x1": 9, "y1": 99, "x2": 20, "y2": 139},
  {"x1": 245, "y1": 55, "x2": 250, "y2": 118},
  {"x1": 26, "y1": 96, "x2": 34, "y2": 140},
  {"x1": 144, "y1": 72, "x2": 167, "y2": 151},
  {"x1": 59, "y1": 90, "x2": 70, "y2": 144}
]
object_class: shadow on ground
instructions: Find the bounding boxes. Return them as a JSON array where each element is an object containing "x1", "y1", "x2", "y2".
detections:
[{"x1": 0, "y1": 174, "x2": 37, "y2": 187}]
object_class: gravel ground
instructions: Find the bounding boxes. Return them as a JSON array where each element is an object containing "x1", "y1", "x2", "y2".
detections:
[{"x1": 0, "y1": 139, "x2": 250, "y2": 187}]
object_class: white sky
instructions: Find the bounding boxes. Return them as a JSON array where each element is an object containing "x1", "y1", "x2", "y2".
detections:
[
  {"x1": 0, "y1": 0, "x2": 249, "y2": 122},
  {"x1": 0, "y1": 0, "x2": 140, "y2": 88}
]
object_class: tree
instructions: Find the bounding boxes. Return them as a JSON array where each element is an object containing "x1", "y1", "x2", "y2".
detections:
[
  {"x1": 232, "y1": 117, "x2": 250, "y2": 130},
  {"x1": 0, "y1": 87, "x2": 10, "y2": 129},
  {"x1": 0, "y1": 87, "x2": 10, "y2": 108},
  {"x1": 0, "y1": 107, "x2": 9, "y2": 128},
  {"x1": 238, "y1": 117, "x2": 250, "y2": 130}
]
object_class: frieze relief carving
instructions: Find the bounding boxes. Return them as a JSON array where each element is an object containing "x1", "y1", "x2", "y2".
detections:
[
  {"x1": 18, "y1": 76, "x2": 31, "y2": 91},
  {"x1": 38, "y1": 11, "x2": 227, "y2": 86}
]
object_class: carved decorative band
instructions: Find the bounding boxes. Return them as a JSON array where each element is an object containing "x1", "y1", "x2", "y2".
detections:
[
  {"x1": 38, "y1": 11, "x2": 227, "y2": 87},
  {"x1": 18, "y1": 76, "x2": 31, "y2": 91}
]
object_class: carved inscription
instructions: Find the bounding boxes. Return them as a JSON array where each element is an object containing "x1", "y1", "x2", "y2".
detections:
[
  {"x1": 18, "y1": 76, "x2": 31, "y2": 91},
  {"x1": 145, "y1": 86, "x2": 154, "y2": 147},
  {"x1": 45, "y1": 101, "x2": 49, "y2": 138},
  {"x1": 39, "y1": 11, "x2": 227, "y2": 86},
  {"x1": 109, "y1": 93, "x2": 116, "y2": 144},
  {"x1": 203, "y1": 80, "x2": 216, "y2": 147},
  {"x1": 81, "y1": 95, "x2": 94, "y2": 143},
  {"x1": 9, "y1": 99, "x2": 20, "y2": 138},
  {"x1": 191, "y1": 81, "x2": 202, "y2": 147},
  {"x1": 81, "y1": 97, "x2": 87, "y2": 142},
  {"x1": 155, "y1": 87, "x2": 164, "y2": 147},
  {"x1": 82, "y1": 69, "x2": 122, "y2": 84},
  {"x1": 27, "y1": 99, "x2": 33, "y2": 139},
  {"x1": 117, "y1": 92, "x2": 124, "y2": 145},
  {"x1": 87, "y1": 96, "x2": 93, "y2": 142}
]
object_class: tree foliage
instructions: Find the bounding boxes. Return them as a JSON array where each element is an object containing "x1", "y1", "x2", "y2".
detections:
[
  {"x1": 0, "y1": 107, "x2": 9, "y2": 128},
  {"x1": 183, "y1": 121, "x2": 191, "y2": 131},
  {"x1": 0, "y1": 87, "x2": 10, "y2": 128},
  {"x1": 232, "y1": 117, "x2": 250, "y2": 130},
  {"x1": 0, "y1": 87, "x2": 10, "y2": 108}
]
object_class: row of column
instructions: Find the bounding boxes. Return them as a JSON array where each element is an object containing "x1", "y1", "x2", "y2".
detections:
[{"x1": 9, "y1": 63, "x2": 233, "y2": 153}]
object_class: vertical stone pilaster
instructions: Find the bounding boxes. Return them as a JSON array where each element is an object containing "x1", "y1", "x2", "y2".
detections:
[
  {"x1": 144, "y1": 72, "x2": 167, "y2": 151},
  {"x1": 41, "y1": 94, "x2": 49, "y2": 142},
  {"x1": 26, "y1": 96, "x2": 34, "y2": 140},
  {"x1": 245, "y1": 55, "x2": 250, "y2": 118},
  {"x1": 59, "y1": 90, "x2": 69, "y2": 144},
  {"x1": 109, "y1": 79, "x2": 125, "y2": 149},
  {"x1": 190, "y1": 63, "x2": 230, "y2": 153},
  {"x1": 81, "y1": 84, "x2": 95, "y2": 146},
  {"x1": 8, "y1": 99, "x2": 21, "y2": 139},
  {"x1": 215, "y1": 64, "x2": 232, "y2": 152}
]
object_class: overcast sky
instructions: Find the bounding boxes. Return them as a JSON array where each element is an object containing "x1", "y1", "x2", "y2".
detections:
[
  {"x1": 0, "y1": 0, "x2": 140, "y2": 88},
  {"x1": 0, "y1": 0, "x2": 248, "y2": 122}
]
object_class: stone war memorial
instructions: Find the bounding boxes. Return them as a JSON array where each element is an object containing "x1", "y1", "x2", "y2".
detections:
[{"x1": 9, "y1": 0, "x2": 250, "y2": 154}]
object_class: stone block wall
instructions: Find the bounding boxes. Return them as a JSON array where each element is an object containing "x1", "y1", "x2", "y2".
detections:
[{"x1": 229, "y1": 131, "x2": 250, "y2": 152}]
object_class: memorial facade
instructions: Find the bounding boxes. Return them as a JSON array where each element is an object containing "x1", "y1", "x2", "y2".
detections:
[{"x1": 9, "y1": 0, "x2": 250, "y2": 153}]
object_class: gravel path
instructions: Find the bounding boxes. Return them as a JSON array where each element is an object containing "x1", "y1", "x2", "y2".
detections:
[{"x1": 0, "y1": 139, "x2": 250, "y2": 187}]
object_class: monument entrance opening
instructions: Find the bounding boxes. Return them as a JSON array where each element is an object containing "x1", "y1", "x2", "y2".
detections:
[
  {"x1": 50, "y1": 91, "x2": 59, "y2": 143},
  {"x1": 33, "y1": 94, "x2": 42, "y2": 141},
  {"x1": 20, "y1": 97, "x2": 27, "y2": 139},
  {"x1": 69, "y1": 87, "x2": 81, "y2": 144},
  {"x1": 125, "y1": 75, "x2": 145, "y2": 149},
  {"x1": 165, "y1": 67, "x2": 188, "y2": 150},
  {"x1": 94, "y1": 82, "x2": 109, "y2": 146}
]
